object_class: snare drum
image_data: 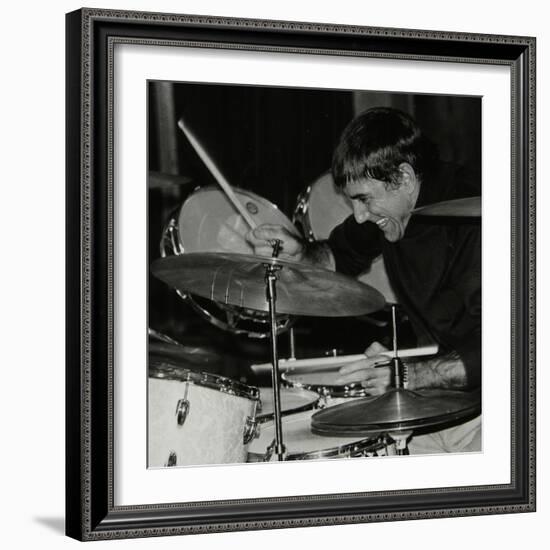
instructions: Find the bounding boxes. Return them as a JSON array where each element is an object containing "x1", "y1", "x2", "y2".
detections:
[
  {"x1": 160, "y1": 186, "x2": 299, "y2": 338},
  {"x1": 294, "y1": 172, "x2": 397, "y2": 303},
  {"x1": 248, "y1": 410, "x2": 387, "y2": 461},
  {"x1": 282, "y1": 365, "x2": 368, "y2": 399},
  {"x1": 148, "y1": 361, "x2": 260, "y2": 467},
  {"x1": 256, "y1": 387, "x2": 322, "y2": 423}
]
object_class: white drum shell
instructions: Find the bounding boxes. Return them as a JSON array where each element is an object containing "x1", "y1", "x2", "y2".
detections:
[{"x1": 148, "y1": 377, "x2": 258, "y2": 467}]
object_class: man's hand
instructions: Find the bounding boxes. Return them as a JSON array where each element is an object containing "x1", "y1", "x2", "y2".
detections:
[
  {"x1": 336, "y1": 341, "x2": 393, "y2": 395},
  {"x1": 246, "y1": 224, "x2": 305, "y2": 260}
]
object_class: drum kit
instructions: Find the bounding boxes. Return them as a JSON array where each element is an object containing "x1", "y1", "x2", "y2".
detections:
[{"x1": 147, "y1": 119, "x2": 481, "y2": 468}]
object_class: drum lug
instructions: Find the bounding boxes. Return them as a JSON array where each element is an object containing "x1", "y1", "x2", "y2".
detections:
[
  {"x1": 165, "y1": 451, "x2": 177, "y2": 467},
  {"x1": 175, "y1": 399, "x2": 190, "y2": 426},
  {"x1": 316, "y1": 396, "x2": 328, "y2": 409},
  {"x1": 263, "y1": 440, "x2": 276, "y2": 462},
  {"x1": 243, "y1": 416, "x2": 259, "y2": 445}
]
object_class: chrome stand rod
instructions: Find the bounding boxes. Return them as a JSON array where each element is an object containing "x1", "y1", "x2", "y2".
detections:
[
  {"x1": 265, "y1": 264, "x2": 286, "y2": 461},
  {"x1": 289, "y1": 326, "x2": 296, "y2": 361}
]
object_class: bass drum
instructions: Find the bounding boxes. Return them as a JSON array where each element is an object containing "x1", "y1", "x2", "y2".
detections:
[
  {"x1": 294, "y1": 172, "x2": 397, "y2": 303},
  {"x1": 160, "y1": 186, "x2": 299, "y2": 338}
]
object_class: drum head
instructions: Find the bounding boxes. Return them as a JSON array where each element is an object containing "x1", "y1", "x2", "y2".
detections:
[
  {"x1": 257, "y1": 387, "x2": 321, "y2": 422},
  {"x1": 178, "y1": 186, "x2": 298, "y2": 253},
  {"x1": 306, "y1": 172, "x2": 353, "y2": 240}
]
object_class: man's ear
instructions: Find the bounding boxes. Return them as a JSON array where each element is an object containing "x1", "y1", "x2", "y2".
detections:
[{"x1": 398, "y1": 162, "x2": 418, "y2": 195}]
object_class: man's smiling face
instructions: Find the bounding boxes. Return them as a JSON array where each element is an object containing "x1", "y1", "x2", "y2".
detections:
[{"x1": 343, "y1": 165, "x2": 420, "y2": 242}]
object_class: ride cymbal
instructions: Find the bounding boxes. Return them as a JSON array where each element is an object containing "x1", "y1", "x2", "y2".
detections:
[
  {"x1": 151, "y1": 252, "x2": 386, "y2": 317},
  {"x1": 413, "y1": 197, "x2": 481, "y2": 217}
]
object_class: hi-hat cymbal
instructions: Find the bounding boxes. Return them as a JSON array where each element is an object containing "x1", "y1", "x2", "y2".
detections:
[
  {"x1": 413, "y1": 197, "x2": 481, "y2": 217},
  {"x1": 151, "y1": 252, "x2": 386, "y2": 317},
  {"x1": 311, "y1": 388, "x2": 480, "y2": 436}
]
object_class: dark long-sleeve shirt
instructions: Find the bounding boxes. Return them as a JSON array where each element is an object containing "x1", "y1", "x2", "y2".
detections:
[{"x1": 328, "y1": 163, "x2": 481, "y2": 388}]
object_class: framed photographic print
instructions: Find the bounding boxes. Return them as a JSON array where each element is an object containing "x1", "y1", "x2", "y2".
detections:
[{"x1": 66, "y1": 8, "x2": 536, "y2": 541}]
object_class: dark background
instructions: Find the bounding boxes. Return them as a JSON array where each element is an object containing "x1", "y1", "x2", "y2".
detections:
[{"x1": 147, "y1": 81, "x2": 481, "y2": 385}]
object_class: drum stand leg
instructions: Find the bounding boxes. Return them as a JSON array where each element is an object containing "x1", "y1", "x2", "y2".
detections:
[
  {"x1": 265, "y1": 262, "x2": 286, "y2": 461},
  {"x1": 388, "y1": 430, "x2": 412, "y2": 455}
]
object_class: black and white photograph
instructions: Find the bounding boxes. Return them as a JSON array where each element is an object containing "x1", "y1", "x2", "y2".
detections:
[
  {"x1": 147, "y1": 82, "x2": 482, "y2": 468},
  {"x1": 1, "y1": 0, "x2": 546, "y2": 545},
  {"x1": 60, "y1": 4, "x2": 536, "y2": 543}
]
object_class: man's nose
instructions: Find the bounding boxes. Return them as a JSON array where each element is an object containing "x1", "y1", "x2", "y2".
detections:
[{"x1": 353, "y1": 204, "x2": 370, "y2": 224}]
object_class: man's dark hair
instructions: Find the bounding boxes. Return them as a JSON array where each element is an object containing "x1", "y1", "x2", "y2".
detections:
[{"x1": 332, "y1": 107, "x2": 438, "y2": 189}]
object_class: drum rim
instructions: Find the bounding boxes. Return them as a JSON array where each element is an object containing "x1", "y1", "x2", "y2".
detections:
[
  {"x1": 249, "y1": 423, "x2": 385, "y2": 461},
  {"x1": 282, "y1": 369, "x2": 369, "y2": 398},
  {"x1": 256, "y1": 387, "x2": 322, "y2": 423},
  {"x1": 293, "y1": 171, "x2": 349, "y2": 243},
  {"x1": 149, "y1": 360, "x2": 260, "y2": 401},
  {"x1": 285, "y1": 436, "x2": 385, "y2": 461}
]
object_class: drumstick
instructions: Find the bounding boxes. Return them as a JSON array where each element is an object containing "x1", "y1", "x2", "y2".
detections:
[
  {"x1": 250, "y1": 345, "x2": 439, "y2": 374},
  {"x1": 178, "y1": 118, "x2": 258, "y2": 230}
]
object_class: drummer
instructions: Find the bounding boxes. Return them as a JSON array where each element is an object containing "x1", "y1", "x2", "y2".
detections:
[{"x1": 246, "y1": 107, "x2": 481, "y2": 453}]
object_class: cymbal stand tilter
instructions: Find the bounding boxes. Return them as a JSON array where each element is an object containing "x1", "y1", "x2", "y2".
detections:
[{"x1": 264, "y1": 239, "x2": 286, "y2": 461}]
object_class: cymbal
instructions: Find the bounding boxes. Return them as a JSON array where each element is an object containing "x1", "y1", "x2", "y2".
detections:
[
  {"x1": 311, "y1": 388, "x2": 480, "y2": 436},
  {"x1": 148, "y1": 171, "x2": 193, "y2": 189},
  {"x1": 412, "y1": 197, "x2": 481, "y2": 217},
  {"x1": 148, "y1": 342, "x2": 223, "y2": 367},
  {"x1": 151, "y1": 252, "x2": 386, "y2": 317}
]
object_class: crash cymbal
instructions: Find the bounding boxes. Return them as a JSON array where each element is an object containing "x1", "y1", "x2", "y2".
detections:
[
  {"x1": 148, "y1": 341, "x2": 223, "y2": 366},
  {"x1": 412, "y1": 197, "x2": 481, "y2": 217},
  {"x1": 151, "y1": 252, "x2": 385, "y2": 317},
  {"x1": 311, "y1": 388, "x2": 480, "y2": 436}
]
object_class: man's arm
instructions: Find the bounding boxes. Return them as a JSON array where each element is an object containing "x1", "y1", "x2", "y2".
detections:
[
  {"x1": 407, "y1": 351, "x2": 468, "y2": 390},
  {"x1": 337, "y1": 344, "x2": 470, "y2": 395},
  {"x1": 246, "y1": 225, "x2": 336, "y2": 268},
  {"x1": 247, "y1": 215, "x2": 380, "y2": 276},
  {"x1": 302, "y1": 241, "x2": 335, "y2": 270}
]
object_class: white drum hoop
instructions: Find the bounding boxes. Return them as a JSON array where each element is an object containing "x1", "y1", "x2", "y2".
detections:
[
  {"x1": 160, "y1": 186, "x2": 297, "y2": 338},
  {"x1": 149, "y1": 360, "x2": 260, "y2": 402}
]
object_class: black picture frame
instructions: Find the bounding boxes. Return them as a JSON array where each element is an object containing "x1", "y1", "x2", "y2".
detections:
[{"x1": 65, "y1": 8, "x2": 536, "y2": 541}]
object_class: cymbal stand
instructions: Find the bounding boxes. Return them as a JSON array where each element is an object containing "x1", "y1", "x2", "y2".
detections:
[
  {"x1": 390, "y1": 305, "x2": 406, "y2": 390},
  {"x1": 264, "y1": 240, "x2": 286, "y2": 461},
  {"x1": 388, "y1": 304, "x2": 412, "y2": 455},
  {"x1": 289, "y1": 327, "x2": 297, "y2": 361}
]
